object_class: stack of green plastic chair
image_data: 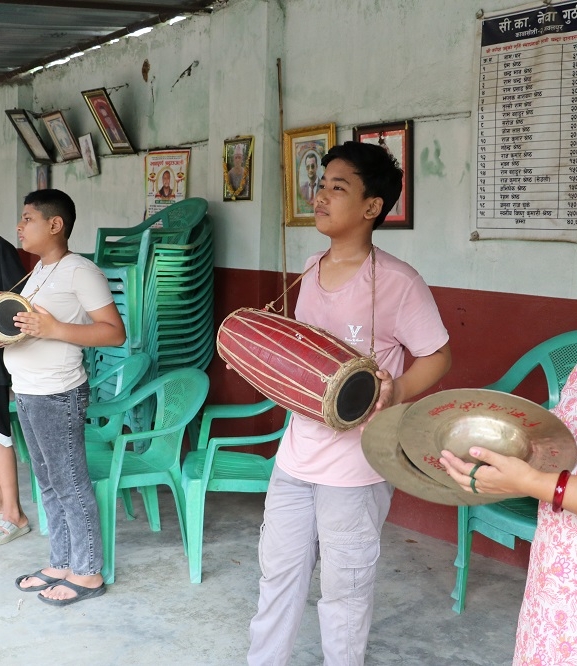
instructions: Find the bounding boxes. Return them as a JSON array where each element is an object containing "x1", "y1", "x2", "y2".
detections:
[
  {"x1": 87, "y1": 198, "x2": 214, "y2": 436},
  {"x1": 83, "y1": 264, "x2": 146, "y2": 431},
  {"x1": 143, "y1": 216, "x2": 214, "y2": 375},
  {"x1": 136, "y1": 215, "x2": 214, "y2": 431}
]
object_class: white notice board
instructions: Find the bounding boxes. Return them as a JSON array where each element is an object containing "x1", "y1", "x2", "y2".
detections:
[{"x1": 472, "y1": 1, "x2": 577, "y2": 241}]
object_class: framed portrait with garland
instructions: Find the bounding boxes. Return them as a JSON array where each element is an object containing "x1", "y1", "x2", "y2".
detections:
[{"x1": 223, "y1": 135, "x2": 254, "y2": 201}]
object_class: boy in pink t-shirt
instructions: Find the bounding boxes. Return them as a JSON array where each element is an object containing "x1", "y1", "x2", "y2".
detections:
[{"x1": 248, "y1": 142, "x2": 451, "y2": 665}]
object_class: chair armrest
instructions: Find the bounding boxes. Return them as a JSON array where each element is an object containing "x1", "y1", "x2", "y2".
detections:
[
  {"x1": 86, "y1": 380, "x2": 156, "y2": 419},
  {"x1": 197, "y1": 399, "x2": 279, "y2": 450},
  {"x1": 200, "y1": 427, "x2": 287, "y2": 486}
]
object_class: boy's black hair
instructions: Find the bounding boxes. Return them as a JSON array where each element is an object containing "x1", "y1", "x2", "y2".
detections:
[
  {"x1": 321, "y1": 141, "x2": 403, "y2": 229},
  {"x1": 24, "y1": 189, "x2": 76, "y2": 239}
]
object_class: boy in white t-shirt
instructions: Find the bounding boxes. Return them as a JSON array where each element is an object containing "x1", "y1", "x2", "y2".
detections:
[
  {"x1": 248, "y1": 142, "x2": 452, "y2": 664},
  {"x1": 4, "y1": 189, "x2": 125, "y2": 606}
]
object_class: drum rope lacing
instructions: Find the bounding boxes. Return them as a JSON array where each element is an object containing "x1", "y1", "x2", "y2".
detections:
[
  {"x1": 220, "y1": 313, "x2": 359, "y2": 387},
  {"x1": 264, "y1": 246, "x2": 377, "y2": 361}
]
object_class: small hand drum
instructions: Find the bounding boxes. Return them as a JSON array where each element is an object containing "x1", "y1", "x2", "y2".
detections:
[
  {"x1": 0, "y1": 292, "x2": 31, "y2": 345},
  {"x1": 217, "y1": 308, "x2": 381, "y2": 431}
]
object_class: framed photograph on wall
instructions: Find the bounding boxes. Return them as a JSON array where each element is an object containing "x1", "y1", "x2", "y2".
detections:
[
  {"x1": 41, "y1": 110, "x2": 82, "y2": 161},
  {"x1": 223, "y1": 136, "x2": 254, "y2": 201},
  {"x1": 81, "y1": 88, "x2": 135, "y2": 154},
  {"x1": 78, "y1": 133, "x2": 100, "y2": 177},
  {"x1": 36, "y1": 164, "x2": 50, "y2": 190},
  {"x1": 5, "y1": 109, "x2": 52, "y2": 163},
  {"x1": 353, "y1": 120, "x2": 414, "y2": 230},
  {"x1": 283, "y1": 123, "x2": 336, "y2": 226}
]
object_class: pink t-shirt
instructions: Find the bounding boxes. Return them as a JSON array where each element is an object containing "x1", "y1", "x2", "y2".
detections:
[{"x1": 276, "y1": 247, "x2": 449, "y2": 487}]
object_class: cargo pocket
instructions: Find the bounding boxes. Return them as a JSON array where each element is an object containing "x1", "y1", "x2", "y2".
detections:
[{"x1": 322, "y1": 539, "x2": 380, "y2": 597}]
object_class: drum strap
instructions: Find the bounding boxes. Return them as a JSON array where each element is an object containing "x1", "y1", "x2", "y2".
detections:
[
  {"x1": 263, "y1": 265, "x2": 314, "y2": 314},
  {"x1": 8, "y1": 270, "x2": 33, "y2": 294},
  {"x1": 265, "y1": 246, "x2": 377, "y2": 360},
  {"x1": 7, "y1": 252, "x2": 69, "y2": 303}
]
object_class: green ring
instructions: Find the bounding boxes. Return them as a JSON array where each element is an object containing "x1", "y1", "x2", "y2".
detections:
[
  {"x1": 470, "y1": 477, "x2": 479, "y2": 494},
  {"x1": 469, "y1": 463, "x2": 482, "y2": 479}
]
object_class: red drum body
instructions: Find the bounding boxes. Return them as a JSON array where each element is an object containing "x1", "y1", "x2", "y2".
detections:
[{"x1": 217, "y1": 308, "x2": 381, "y2": 431}]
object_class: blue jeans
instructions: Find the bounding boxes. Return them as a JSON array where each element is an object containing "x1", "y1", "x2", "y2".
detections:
[{"x1": 16, "y1": 383, "x2": 103, "y2": 575}]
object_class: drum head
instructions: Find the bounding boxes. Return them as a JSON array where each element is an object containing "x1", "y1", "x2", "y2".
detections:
[
  {"x1": 0, "y1": 293, "x2": 30, "y2": 344},
  {"x1": 337, "y1": 370, "x2": 378, "y2": 423}
]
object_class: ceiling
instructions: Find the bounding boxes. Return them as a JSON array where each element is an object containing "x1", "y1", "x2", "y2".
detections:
[{"x1": 0, "y1": 0, "x2": 219, "y2": 84}]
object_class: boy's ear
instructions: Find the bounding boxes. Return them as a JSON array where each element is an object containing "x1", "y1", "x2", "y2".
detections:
[
  {"x1": 49, "y1": 216, "x2": 64, "y2": 235},
  {"x1": 365, "y1": 197, "x2": 383, "y2": 221}
]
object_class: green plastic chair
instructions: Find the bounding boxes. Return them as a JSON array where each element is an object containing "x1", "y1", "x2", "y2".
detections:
[
  {"x1": 181, "y1": 399, "x2": 289, "y2": 583},
  {"x1": 451, "y1": 330, "x2": 577, "y2": 613},
  {"x1": 87, "y1": 367, "x2": 209, "y2": 584}
]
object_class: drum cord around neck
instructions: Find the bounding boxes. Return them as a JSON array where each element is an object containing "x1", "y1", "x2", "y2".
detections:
[{"x1": 7, "y1": 252, "x2": 69, "y2": 304}]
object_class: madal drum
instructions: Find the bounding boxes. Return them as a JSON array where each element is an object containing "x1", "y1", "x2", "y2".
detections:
[{"x1": 217, "y1": 308, "x2": 381, "y2": 431}]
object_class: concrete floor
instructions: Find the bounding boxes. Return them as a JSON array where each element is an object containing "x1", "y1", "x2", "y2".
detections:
[{"x1": 0, "y1": 462, "x2": 527, "y2": 665}]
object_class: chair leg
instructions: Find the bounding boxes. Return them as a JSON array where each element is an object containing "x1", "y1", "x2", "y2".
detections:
[
  {"x1": 184, "y1": 480, "x2": 206, "y2": 584},
  {"x1": 451, "y1": 505, "x2": 472, "y2": 613},
  {"x1": 29, "y1": 466, "x2": 37, "y2": 503},
  {"x1": 119, "y1": 489, "x2": 135, "y2": 520},
  {"x1": 167, "y1": 472, "x2": 188, "y2": 554},
  {"x1": 36, "y1": 478, "x2": 48, "y2": 536},
  {"x1": 95, "y1": 482, "x2": 117, "y2": 585},
  {"x1": 140, "y1": 486, "x2": 161, "y2": 531}
]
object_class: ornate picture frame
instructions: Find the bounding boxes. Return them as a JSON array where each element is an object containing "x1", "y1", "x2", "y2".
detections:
[
  {"x1": 41, "y1": 110, "x2": 82, "y2": 161},
  {"x1": 81, "y1": 88, "x2": 135, "y2": 154},
  {"x1": 5, "y1": 109, "x2": 52, "y2": 164},
  {"x1": 283, "y1": 123, "x2": 336, "y2": 226},
  {"x1": 353, "y1": 120, "x2": 414, "y2": 230},
  {"x1": 223, "y1": 136, "x2": 254, "y2": 201}
]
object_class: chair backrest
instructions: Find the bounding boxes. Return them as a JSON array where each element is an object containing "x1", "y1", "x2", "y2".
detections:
[
  {"x1": 200, "y1": 401, "x2": 289, "y2": 488},
  {"x1": 85, "y1": 353, "x2": 152, "y2": 446},
  {"x1": 88, "y1": 352, "x2": 151, "y2": 404},
  {"x1": 94, "y1": 198, "x2": 209, "y2": 267},
  {"x1": 88, "y1": 367, "x2": 210, "y2": 467},
  {"x1": 138, "y1": 368, "x2": 211, "y2": 469},
  {"x1": 485, "y1": 330, "x2": 577, "y2": 408}
]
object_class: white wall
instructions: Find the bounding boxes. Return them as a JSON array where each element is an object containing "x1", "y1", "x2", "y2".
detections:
[{"x1": 1, "y1": 0, "x2": 575, "y2": 299}]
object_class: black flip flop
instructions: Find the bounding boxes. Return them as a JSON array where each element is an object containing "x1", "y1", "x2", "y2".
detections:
[
  {"x1": 37, "y1": 579, "x2": 106, "y2": 606},
  {"x1": 15, "y1": 570, "x2": 65, "y2": 592}
]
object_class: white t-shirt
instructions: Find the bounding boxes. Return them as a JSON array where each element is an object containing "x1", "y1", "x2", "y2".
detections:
[
  {"x1": 275, "y1": 247, "x2": 449, "y2": 487},
  {"x1": 4, "y1": 253, "x2": 113, "y2": 395}
]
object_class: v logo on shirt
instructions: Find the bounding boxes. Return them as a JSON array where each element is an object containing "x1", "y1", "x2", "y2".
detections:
[{"x1": 346, "y1": 324, "x2": 363, "y2": 345}]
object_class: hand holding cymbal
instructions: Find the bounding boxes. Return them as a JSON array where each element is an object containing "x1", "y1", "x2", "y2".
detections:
[{"x1": 361, "y1": 388, "x2": 577, "y2": 506}]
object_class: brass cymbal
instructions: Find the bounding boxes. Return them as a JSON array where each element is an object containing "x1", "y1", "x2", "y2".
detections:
[
  {"x1": 398, "y1": 389, "x2": 577, "y2": 490},
  {"x1": 361, "y1": 403, "x2": 520, "y2": 506}
]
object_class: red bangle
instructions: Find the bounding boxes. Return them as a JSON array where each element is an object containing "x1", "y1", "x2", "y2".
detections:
[{"x1": 552, "y1": 470, "x2": 571, "y2": 513}]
